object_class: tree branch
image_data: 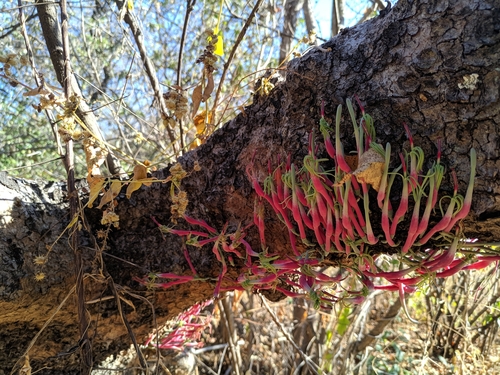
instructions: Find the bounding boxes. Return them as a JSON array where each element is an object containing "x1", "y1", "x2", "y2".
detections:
[
  {"x1": 114, "y1": 0, "x2": 178, "y2": 153},
  {"x1": 213, "y1": 0, "x2": 264, "y2": 126},
  {"x1": 35, "y1": 0, "x2": 126, "y2": 178}
]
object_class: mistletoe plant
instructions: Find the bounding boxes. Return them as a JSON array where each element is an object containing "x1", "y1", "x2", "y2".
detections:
[{"x1": 139, "y1": 98, "x2": 498, "y2": 320}]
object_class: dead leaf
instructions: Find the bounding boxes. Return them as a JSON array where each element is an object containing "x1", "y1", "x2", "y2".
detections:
[
  {"x1": 87, "y1": 174, "x2": 105, "y2": 208},
  {"x1": 191, "y1": 84, "x2": 203, "y2": 118},
  {"x1": 83, "y1": 137, "x2": 108, "y2": 177},
  {"x1": 126, "y1": 163, "x2": 154, "y2": 199},
  {"x1": 202, "y1": 73, "x2": 214, "y2": 102},
  {"x1": 353, "y1": 146, "x2": 385, "y2": 191},
  {"x1": 101, "y1": 210, "x2": 120, "y2": 228},
  {"x1": 193, "y1": 111, "x2": 207, "y2": 135},
  {"x1": 23, "y1": 86, "x2": 50, "y2": 97},
  {"x1": 97, "y1": 180, "x2": 123, "y2": 209}
]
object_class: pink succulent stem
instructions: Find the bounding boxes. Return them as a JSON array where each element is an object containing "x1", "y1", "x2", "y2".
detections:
[
  {"x1": 335, "y1": 105, "x2": 353, "y2": 173},
  {"x1": 295, "y1": 185, "x2": 309, "y2": 207},
  {"x1": 435, "y1": 259, "x2": 467, "y2": 278},
  {"x1": 431, "y1": 141, "x2": 444, "y2": 208},
  {"x1": 325, "y1": 208, "x2": 334, "y2": 252},
  {"x1": 270, "y1": 188, "x2": 296, "y2": 231},
  {"x1": 156, "y1": 273, "x2": 195, "y2": 280},
  {"x1": 348, "y1": 202, "x2": 367, "y2": 240},
  {"x1": 377, "y1": 143, "x2": 391, "y2": 209},
  {"x1": 275, "y1": 286, "x2": 306, "y2": 298},
  {"x1": 254, "y1": 199, "x2": 266, "y2": 247},
  {"x1": 289, "y1": 165, "x2": 308, "y2": 241},
  {"x1": 304, "y1": 155, "x2": 336, "y2": 211},
  {"x1": 183, "y1": 245, "x2": 197, "y2": 275},
  {"x1": 444, "y1": 148, "x2": 476, "y2": 232},
  {"x1": 354, "y1": 94, "x2": 365, "y2": 115},
  {"x1": 414, "y1": 172, "x2": 436, "y2": 240},
  {"x1": 183, "y1": 215, "x2": 218, "y2": 234},
  {"x1": 334, "y1": 206, "x2": 344, "y2": 252},
  {"x1": 362, "y1": 182, "x2": 377, "y2": 244},
  {"x1": 401, "y1": 184, "x2": 425, "y2": 253},
  {"x1": 274, "y1": 162, "x2": 284, "y2": 203},
  {"x1": 299, "y1": 201, "x2": 314, "y2": 230},
  {"x1": 319, "y1": 115, "x2": 337, "y2": 159},
  {"x1": 213, "y1": 260, "x2": 227, "y2": 297},
  {"x1": 381, "y1": 170, "x2": 399, "y2": 246},
  {"x1": 310, "y1": 202, "x2": 326, "y2": 245},
  {"x1": 288, "y1": 229, "x2": 300, "y2": 256},
  {"x1": 347, "y1": 187, "x2": 366, "y2": 228},
  {"x1": 240, "y1": 239, "x2": 259, "y2": 267},
  {"x1": 463, "y1": 256, "x2": 500, "y2": 270},
  {"x1": 222, "y1": 240, "x2": 243, "y2": 258},
  {"x1": 423, "y1": 235, "x2": 460, "y2": 271},
  {"x1": 198, "y1": 236, "x2": 220, "y2": 247},
  {"x1": 314, "y1": 191, "x2": 328, "y2": 225},
  {"x1": 341, "y1": 182, "x2": 355, "y2": 240},
  {"x1": 390, "y1": 154, "x2": 409, "y2": 237},
  {"x1": 418, "y1": 173, "x2": 460, "y2": 245}
]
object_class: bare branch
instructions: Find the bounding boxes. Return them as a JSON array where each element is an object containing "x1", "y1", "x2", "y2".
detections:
[
  {"x1": 213, "y1": 0, "x2": 264, "y2": 127},
  {"x1": 114, "y1": 0, "x2": 178, "y2": 154},
  {"x1": 176, "y1": 0, "x2": 196, "y2": 153},
  {"x1": 17, "y1": 0, "x2": 63, "y2": 156}
]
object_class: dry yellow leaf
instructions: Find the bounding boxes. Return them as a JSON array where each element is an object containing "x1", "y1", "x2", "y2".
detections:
[
  {"x1": 202, "y1": 73, "x2": 215, "y2": 102},
  {"x1": 191, "y1": 84, "x2": 203, "y2": 118},
  {"x1": 126, "y1": 163, "x2": 154, "y2": 199},
  {"x1": 101, "y1": 210, "x2": 120, "y2": 228},
  {"x1": 192, "y1": 110, "x2": 214, "y2": 148},
  {"x1": 67, "y1": 213, "x2": 79, "y2": 228},
  {"x1": 83, "y1": 137, "x2": 107, "y2": 176},
  {"x1": 193, "y1": 112, "x2": 206, "y2": 136},
  {"x1": 353, "y1": 147, "x2": 385, "y2": 191},
  {"x1": 97, "y1": 180, "x2": 123, "y2": 209},
  {"x1": 87, "y1": 174, "x2": 105, "y2": 208}
]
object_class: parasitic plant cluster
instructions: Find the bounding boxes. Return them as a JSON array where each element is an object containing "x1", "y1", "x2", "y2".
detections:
[
  {"x1": 139, "y1": 98, "x2": 498, "y2": 325},
  {"x1": 144, "y1": 300, "x2": 213, "y2": 351}
]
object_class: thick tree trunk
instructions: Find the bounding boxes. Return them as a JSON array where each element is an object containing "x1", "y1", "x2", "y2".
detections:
[{"x1": 1, "y1": 0, "x2": 499, "y2": 373}]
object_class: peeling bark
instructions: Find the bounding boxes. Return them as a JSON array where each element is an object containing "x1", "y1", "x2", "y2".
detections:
[{"x1": 1, "y1": 0, "x2": 499, "y2": 373}]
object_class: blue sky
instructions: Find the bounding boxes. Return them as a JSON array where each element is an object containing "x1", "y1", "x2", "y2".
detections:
[{"x1": 314, "y1": 0, "x2": 376, "y2": 40}]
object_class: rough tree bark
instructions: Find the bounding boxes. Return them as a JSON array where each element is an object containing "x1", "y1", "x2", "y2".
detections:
[{"x1": 1, "y1": 0, "x2": 499, "y2": 373}]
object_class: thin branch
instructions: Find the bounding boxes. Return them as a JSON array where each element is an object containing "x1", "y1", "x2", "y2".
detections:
[
  {"x1": 355, "y1": 296, "x2": 401, "y2": 353},
  {"x1": 0, "y1": 12, "x2": 37, "y2": 39},
  {"x1": 259, "y1": 295, "x2": 323, "y2": 374},
  {"x1": 17, "y1": 1, "x2": 63, "y2": 156},
  {"x1": 60, "y1": 0, "x2": 92, "y2": 373},
  {"x1": 114, "y1": 0, "x2": 178, "y2": 154},
  {"x1": 212, "y1": 0, "x2": 264, "y2": 127},
  {"x1": 219, "y1": 297, "x2": 242, "y2": 375},
  {"x1": 176, "y1": 0, "x2": 196, "y2": 87},
  {"x1": 108, "y1": 279, "x2": 148, "y2": 371},
  {"x1": 176, "y1": 0, "x2": 196, "y2": 153}
]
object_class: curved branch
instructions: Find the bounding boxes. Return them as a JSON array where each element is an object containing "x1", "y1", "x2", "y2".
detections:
[{"x1": 35, "y1": 0, "x2": 127, "y2": 178}]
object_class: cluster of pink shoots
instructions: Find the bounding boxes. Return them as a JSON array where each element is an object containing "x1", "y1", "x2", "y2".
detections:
[
  {"x1": 139, "y1": 98, "x2": 498, "y2": 315},
  {"x1": 144, "y1": 299, "x2": 212, "y2": 351}
]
